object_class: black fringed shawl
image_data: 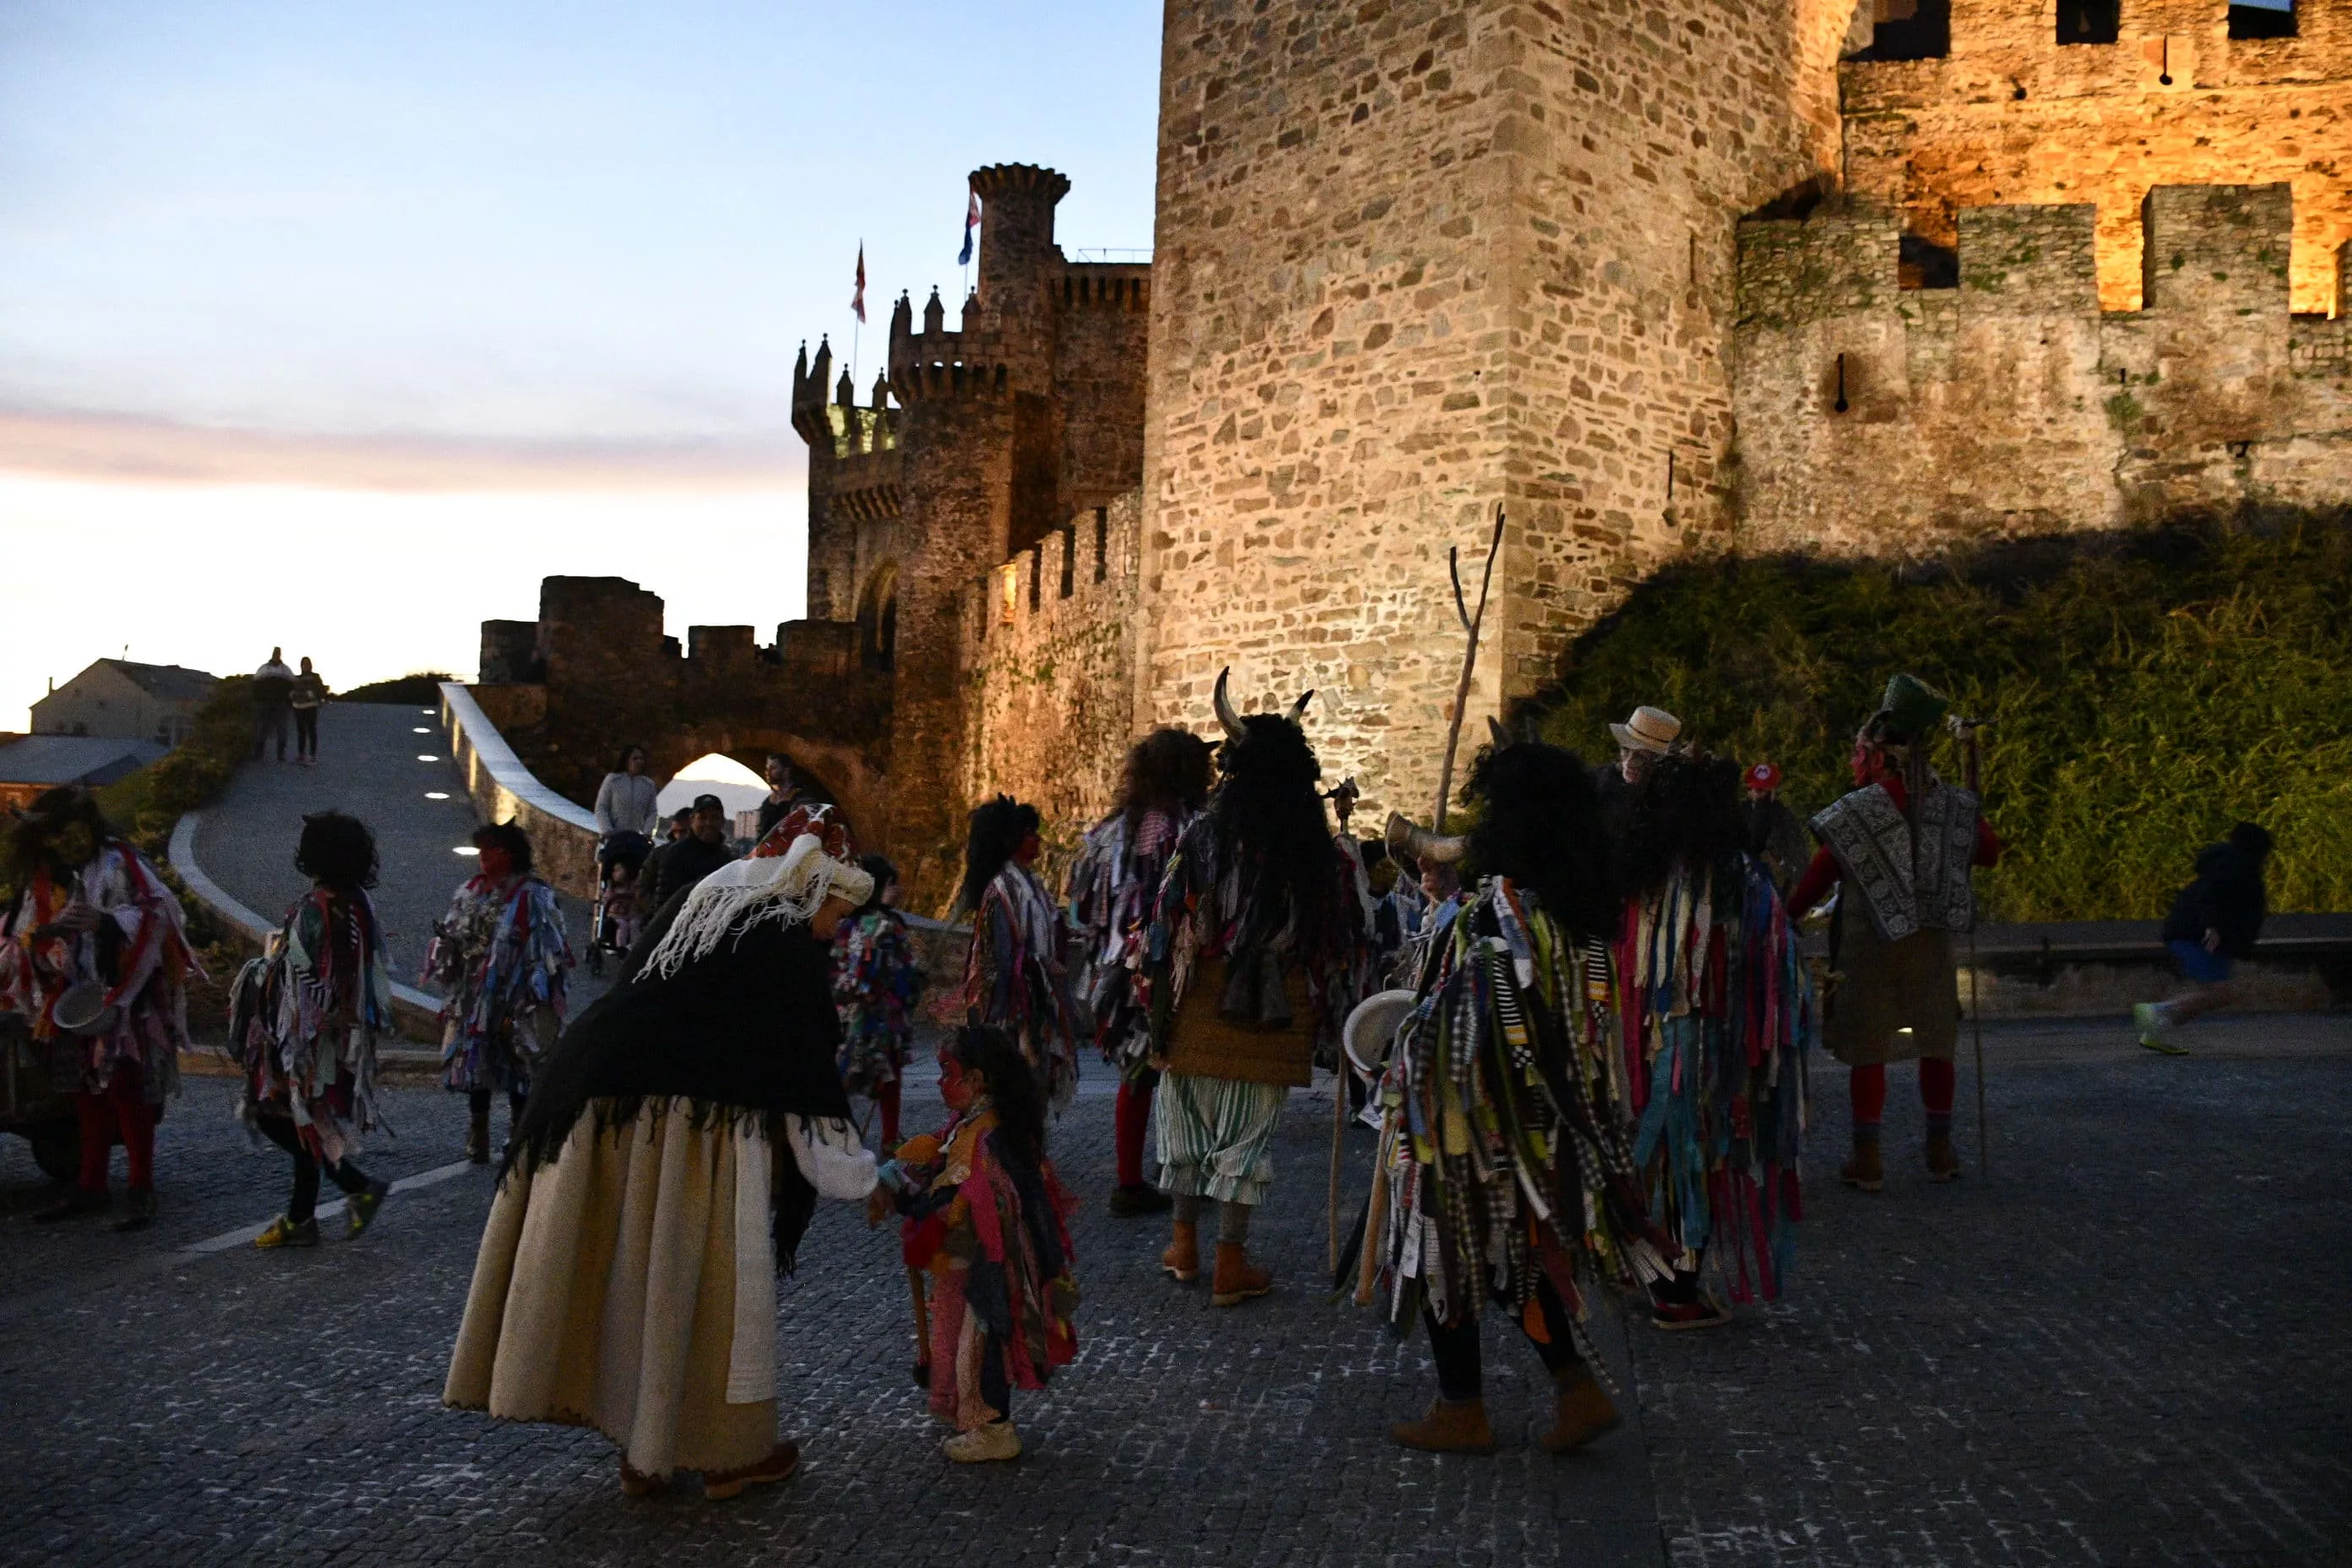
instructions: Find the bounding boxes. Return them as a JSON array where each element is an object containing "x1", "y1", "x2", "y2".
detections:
[{"x1": 504, "y1": 890, "x2": 853, "y2": 1266}]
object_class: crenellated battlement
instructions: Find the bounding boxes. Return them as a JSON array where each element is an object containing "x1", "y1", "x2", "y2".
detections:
[
  {"x1": 1058, "y1": 263, "x2": 1151, "y2": 313},
  {"x1": 1733, "y1": 182, "x2": 2352, "y2": 551}
]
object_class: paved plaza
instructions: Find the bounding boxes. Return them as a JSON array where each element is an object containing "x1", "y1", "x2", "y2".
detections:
[{"x1": 1, "y1": 1013, "x2": 2345, "y2": 1567}]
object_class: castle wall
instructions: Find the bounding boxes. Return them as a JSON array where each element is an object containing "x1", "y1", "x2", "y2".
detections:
[
  {"x1": 1052, "y1": 265, "x2": 1153, "y2": 515},
  {"x1": 1733, "y1": 183, "x2": 2352, "y2": 550},
  {"x1": 959, "y1": 491, "x2": 1146, "y2": 860},
  {"x1": 1841, "y1": 0, "x2": 2352, "y2": 313},
  {"x1": 1138, "y1": 0, "x2": 1852, "y2": 824}
]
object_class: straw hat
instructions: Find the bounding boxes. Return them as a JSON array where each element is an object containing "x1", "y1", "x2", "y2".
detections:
[
  {"x1": 1609, "y1": 705, "x2": 1681, "y2": 754},
  {"x1": 52, "y1": 981, "x2": 117, "y2": 1037}
]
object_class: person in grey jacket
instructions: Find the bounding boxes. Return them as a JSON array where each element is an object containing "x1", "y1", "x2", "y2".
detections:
[{"x1": 593, "y1": 747, "x2": 660, "y2": 840}]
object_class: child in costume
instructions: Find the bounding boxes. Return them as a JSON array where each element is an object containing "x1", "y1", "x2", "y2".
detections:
[
  {"x1": 872, "y1": 1023, "x2": 1079, "y2": 1464},
  {"x1": 831, "y1": 853, "x2": 923, "y2": 1146}
]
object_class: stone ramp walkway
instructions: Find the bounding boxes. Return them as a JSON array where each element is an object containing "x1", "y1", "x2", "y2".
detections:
[{"x1": 185, "y1": 701, "x2": 604, "y2": 1008}]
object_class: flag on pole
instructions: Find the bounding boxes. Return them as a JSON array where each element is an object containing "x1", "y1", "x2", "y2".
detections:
[
  {"x1": 957, "y1": 188, "x2": 980, "y2": 266},
  {"x1": 850, "y1": 242, "x2": 867, "y2": 324}
]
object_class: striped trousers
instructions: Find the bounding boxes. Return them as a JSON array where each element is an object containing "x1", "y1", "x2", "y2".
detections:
[{"x1": 1153, "y1": 1072, "x2": 1286, "y2": 1206}]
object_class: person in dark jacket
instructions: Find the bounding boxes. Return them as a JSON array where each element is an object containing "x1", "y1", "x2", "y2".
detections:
[
  {"x1": 651, "y1": 794, "x2": 738, "y2": 909},
  {"x1": 2136, "y1": 821, "x2": 2272, "y2": 1054}
]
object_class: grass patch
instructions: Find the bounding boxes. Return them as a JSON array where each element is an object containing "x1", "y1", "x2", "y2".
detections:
[{"x1": 1528, "y1": 514, "x2": 2352, "y2": 921}]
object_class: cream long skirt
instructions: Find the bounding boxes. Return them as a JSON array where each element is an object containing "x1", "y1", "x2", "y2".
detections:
[{"x1": 444, "y1": 1103, "x2": 779, "y2": 1477}]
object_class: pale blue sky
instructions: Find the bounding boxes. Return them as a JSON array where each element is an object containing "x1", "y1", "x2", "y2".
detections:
[{"x1": 0, "y1": 1, "x2": 1161, "y2": 725}]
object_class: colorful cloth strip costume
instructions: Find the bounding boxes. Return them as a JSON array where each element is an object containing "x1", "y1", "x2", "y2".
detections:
[
  {"x1": 831, "y1": 905, "x2": 921, "y2": 1100},
  {"x1": 963, "y1": 860, "x2": 1083, "y2": 1108},
  {"x1": 1066, "y1": 805, "x2": 1190, "y2": 1079},
  {"x1": 427, "y1": 868, "x2": 570, "y2": 1095},
  {"x1": 232, "y1": 884, "x2": 392, "y2": 1164}
]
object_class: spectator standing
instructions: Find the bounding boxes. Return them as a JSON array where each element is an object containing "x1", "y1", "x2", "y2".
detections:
[
  {"x1": 2137, "y1": 822, "x2": 2273, "y2": 1054},
  {"x1": 1741, "y1": 761, "x2": 1810, "y2": 895},
  {"x1": 593, "y1": 746, "x2": 660, "y2": 841},
  {"x1": 652, "y1": 794, "x2": 738, "y2": 909},
  {"x1": 639, "y1": 808, "x2": 694, "y2": 908},
  {"x1": 755, "y1": 754, "x2": 808, "y2": 841},
  {"x1": 1592, "y1": 704, "x2": 1680, "y2": 841},
  {"x1": 288, "y1": 658, "x2": 328, "y2": 767},
  {"x1": 252, "y1": 648, "x2": 295, "y2": 762}
]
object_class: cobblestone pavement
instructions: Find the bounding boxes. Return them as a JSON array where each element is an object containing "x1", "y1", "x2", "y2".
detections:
[
  {"x1": 186, "y1": 700, "x2": 607, "y2": 1008},
  {"x1": 0, "y1": 1014, "x2": 2344, "y2": 1566}
]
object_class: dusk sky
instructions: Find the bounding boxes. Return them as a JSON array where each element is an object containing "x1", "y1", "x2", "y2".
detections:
[{"x1": 0, "y1": 1, "x2": 1161, "y2": 728}]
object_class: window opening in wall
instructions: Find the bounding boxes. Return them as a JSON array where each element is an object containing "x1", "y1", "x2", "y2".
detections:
[
  {"x1": 1093, "y1": 507, "x2": 1109, "y2": 583},
  {"x1": 1028, "y1": 545, "x2": 1043, "y2": 612},
  {"x1": 2229, "y1": 0, "x2": 2295, "y2": 39},
  {"x1": 857, "y1": 563, "x2": 898, "y2": 673},
  {"x1": 1899, "y1": 234, "x2": 1959, "y2": 290},
  {"x1": 2057, "y1": 0, "x2": 2120, "y2": 44},
  {"x1": 1059, "y1": 525, "x2": 1076, "y2": 598},
  {"x1": 1845, "y1": 0, "x2": 1948, "y2": 62}
]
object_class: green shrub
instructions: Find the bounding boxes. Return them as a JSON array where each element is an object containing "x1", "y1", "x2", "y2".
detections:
[
  {"x1": 1528, "y1": 515, "x2": 2352, "y2": 921},
  {"x1": 340, "y1": 671, "x2": 455, "y2": 705}
]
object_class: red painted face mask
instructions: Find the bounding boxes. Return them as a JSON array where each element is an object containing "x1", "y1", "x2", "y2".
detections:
[
  {"x1": 477, "y1": 845, "x2": 514, "y2": 880},
  {"x1": 1015, "y1": 832, "x2": 1043, "y2": 866},
  {"x1": 938, "y1": 1053, "x2": 976, "y2": 1113}
]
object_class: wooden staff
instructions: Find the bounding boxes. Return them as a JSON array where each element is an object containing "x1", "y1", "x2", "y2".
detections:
[
  {"x1": 1434, "y1": 505, "x2": 1506, "y2": 832},
  {"x1": 1953, "y1": 716, "x2": 1992, "y2": 1178},
  {"x1": 907, "y1": 1265, "x2": 931, "y2": 1378}
]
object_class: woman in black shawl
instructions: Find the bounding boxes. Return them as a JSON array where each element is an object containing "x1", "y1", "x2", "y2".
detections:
[{"x1": 444, "y1": 808, "x2": 877, "y2": 1501}]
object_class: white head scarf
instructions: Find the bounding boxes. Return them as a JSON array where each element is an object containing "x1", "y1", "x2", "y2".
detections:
[{"x1": 639, "y1": 832, "x2": 874, "y2": 980}]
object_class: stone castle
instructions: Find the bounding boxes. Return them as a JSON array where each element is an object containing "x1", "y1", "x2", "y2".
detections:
[{"x1": 477, "y1": 0, "x2": 2350, "y2": 903}]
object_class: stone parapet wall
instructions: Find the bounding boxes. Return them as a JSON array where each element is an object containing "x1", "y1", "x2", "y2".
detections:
[
  {"x1": 1732, "y1": 183, "x2": 2352, "y2": 551},
  {"x1": 1841, "y1": 0, "x2": 2351, "y2": 313},
  {"x1": 958, "y1": 491, "x2": 1145, "y2": 861}
]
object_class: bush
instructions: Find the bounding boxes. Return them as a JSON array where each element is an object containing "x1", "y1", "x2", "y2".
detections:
[
  {"x1": 339, "y1": 671, "x2": 455, "y2": 705},
  {"x1": 1528, "y1": 515, "x2": 2352, "y2": 921}
]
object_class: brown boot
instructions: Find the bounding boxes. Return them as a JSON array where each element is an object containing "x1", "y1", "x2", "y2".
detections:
[
  {"x1": 703, "y1": 1439, "x2": 800, "y2": 1500},
  {"x1": 1925, "y1": 1131, "x2": 1963, "y2": 1182},
  {"x1": 1161, "y1": 1220, "x2": 1200, "y2": 1282},
  {"x1": 1389, "y1": 1396, "x2": 1496, "y2": 1455},
  {"x1": 466, "y1": 1108, "x2": 491, "y2": 1165},
  {"x1": 1210, "y1": 1242, "x2": 1272, "y2": 1307},
  {"x1": 1538, "y1": 1369, "x2": 1623, "y2": 1453},
  {"x1": 1840, "y1": 1141, "x2": 1882, "y2": 1191}
]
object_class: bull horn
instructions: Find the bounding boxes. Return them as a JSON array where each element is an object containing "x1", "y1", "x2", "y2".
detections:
[
  {"x1": 1486, "y1": 716, "x2": 1510, "y2": 751},
  {"x1": 1288, "y1": 689, "x2": 1315, "y2": 724},
  {"x1": 1212, "y1": 667, "x2": 1244, "y2": 739},
  {"x1": 1384, "y1": 810, "x2": 1467, "y2": 865}
]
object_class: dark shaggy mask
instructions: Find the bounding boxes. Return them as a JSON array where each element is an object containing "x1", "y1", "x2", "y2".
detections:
[{"x1": 1462, "y1": 742, "x2": 1620, "y2": 938}]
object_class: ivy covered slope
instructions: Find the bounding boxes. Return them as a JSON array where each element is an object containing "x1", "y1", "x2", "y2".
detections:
[{"x1": 1530, "y1": 514, "x2": 2352, "y2": 923}]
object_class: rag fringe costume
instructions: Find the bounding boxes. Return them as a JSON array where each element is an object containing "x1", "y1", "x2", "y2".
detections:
[
  {"x1": 1067, "y1": 804, "x2": 1193, "y2": 1201},
  {"x1": 1616, "y1": 852, "x2": 1815, "y2": 1309},
  {"x1": 963, "y1": 862, "x2": 1082, "y2": 1107},
  {"x1": 0, "y1": 838, "x2": 193, "y2": 1210},
  {"x1": 231, "y1": 885, "x2": 392, "y2": 1231},
  {"x1": 882, "y1": 1102, "x2": 1080, "y2": 1434},
  {"x1": 446, "y1": 821, "x2": 877, "y2": 1489},
  {"x1": 831, "y1": 904, "x2": 922, "y2": 1139},
  {"x1": 427, "y1": 869, "x2": 571, "y2": 1098}
]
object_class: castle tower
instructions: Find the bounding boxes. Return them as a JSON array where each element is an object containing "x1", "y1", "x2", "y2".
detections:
[{"x1": 1135, "y1": 0, "x2": 1852, "y2": 819}]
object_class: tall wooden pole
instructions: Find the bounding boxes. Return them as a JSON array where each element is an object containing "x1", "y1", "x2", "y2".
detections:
[{"x1": 1434, "y1": 506, "x2": 1506, "y2": 832}]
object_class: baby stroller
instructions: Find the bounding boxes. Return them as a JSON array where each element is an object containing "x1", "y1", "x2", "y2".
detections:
[{"x1": 588, "y1": 830, "x2": 651, "y2": 977}]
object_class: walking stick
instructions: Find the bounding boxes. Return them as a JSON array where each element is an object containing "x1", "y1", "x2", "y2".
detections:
[
  {"x1": 907, "y1": 1265, "x2": 931, "y2": 1375},
  {"x1": 1434, "y1": 505, "x2": 1506, "y2": 832},
  {"x1": 1952, "y1": 716, "x2": 1992, "y2": 1178}
]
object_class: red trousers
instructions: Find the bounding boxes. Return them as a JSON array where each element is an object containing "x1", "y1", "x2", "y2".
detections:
[
  {"x1": 75, "y1": 1064, "x2": 157, "y2": 1194},
  {"x1": 1849, "y1": 1059, "x2": 1956, "y2": 1124}
]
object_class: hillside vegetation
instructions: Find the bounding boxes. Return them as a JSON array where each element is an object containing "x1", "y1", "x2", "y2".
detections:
[{"x1": 1529, "y1": 515, "x2": 2352, "y2": 922}]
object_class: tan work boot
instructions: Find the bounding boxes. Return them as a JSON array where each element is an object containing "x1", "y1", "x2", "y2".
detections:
[
  {"x1": 1840, "y1": 1141, "x2": 1883, "y2": 1191},
  {"x1": 466, "y1": 1108, "x2": 491, "y2": 1165},
  {"x1": 1389, "y1": 1396, "x2": 1497, "y2": 1455},
  {"x1": 1210, "y1": 1242, "x2": 1272, "y2": 1307},
  {"x1": 1925, "y1": 1131, "x2": 1963, "y2": 1182},
  {"x1": 942, "y1": 1419, "x2": 1022, "y2": 1463},
  {"x1": 1538, "y1": 1369, "x2": 1623, "y2": 1453},
  {"x1": 1161, "y1": 1219, "x2": 1200, "y2": 1282}
]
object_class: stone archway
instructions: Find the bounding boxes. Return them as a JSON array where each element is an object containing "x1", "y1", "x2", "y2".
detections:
[{"x1": 649, "y1": 725, "x2": 890, "y2": 854}]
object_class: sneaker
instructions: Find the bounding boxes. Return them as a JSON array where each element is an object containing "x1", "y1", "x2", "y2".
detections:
[
  {"x1": 254, "y1": 1214, "x2": 320, "y2": 1249},
  {"x1": 111, "y1": 1190, "x2": 158, "y2": 1233},
  {"x1": 1651, "y1": 1296, "x2": 1734, "y2": 1331},
  {"x1": 942, "y1": 1420, "x2": 1022, "y2": 1463},
  {"x1": 32, "y1": 1189, "x2": 110, "y2": 1223},
  {"x1": 347, "y1": 1179, "x2": 391, "y2": 1238},
  {"x1": 2134, "y1": 1003, "x2": 2188, "y2": 1055}
]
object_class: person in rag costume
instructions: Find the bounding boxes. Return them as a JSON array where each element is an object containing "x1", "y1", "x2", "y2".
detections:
[
  {"x1": 232, "y1": 811, "x2": 395, "y2": 1247},
  {"x1": 871, "y1": 1022, "x2": 1080, "y2": 1463},
  {"x1": 831, "y1": 853, "x2": 923, "y2": 1146},
  {"x1": 1143, "y1": 670, "x2": 1371, "y2": 1306},
  {"x1": 444, "y1": 806, "x2": 879, "y2": 1500},
  {"x1": 1364, "y1": 738, "x2": 1669, "y2": 1453},
  {"x1": 425, "y1": 820, "x2": 571, "y2": 1163},
  {"x1": 1787, "y1": 675, "x2": 2001, "y2": 1190},
  {"x1": 1064, "y1": 727, "x2": 1215, "y2": 1216},
  {"x1": 1741, "y1": 761, "x2": 1811, "y2": 896},
  {"x1": 1615, "y1": 751, "x2": 1815, "y2": 1330},
  {"x1": 2, "y1": 786, "x2": 194, "y2": 1230},
  {"x1": 961, "y1": 796, "x2": 1083, "y2": 1108}
]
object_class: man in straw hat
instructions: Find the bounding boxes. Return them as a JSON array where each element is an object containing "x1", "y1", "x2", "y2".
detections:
[
  {"x1": 1364, "y1": 738, "x2": 1665, "y2": 1453},
  {"x1": 1, "y1": 785, "x2": 195, "y2": 1230},
  {"x1": 1595, "y1": 704, "x2": 1681, "y2": 839},
  {"x1": 1787, "y1": 675, "x2": 2001, "y2": 1190},
  {"x1": 1142, "y1": 670, "x2": 1371, "y2": 1307},
  {"x1": 445, "y1": 805, "x2": 877, "y2": 1500}
]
